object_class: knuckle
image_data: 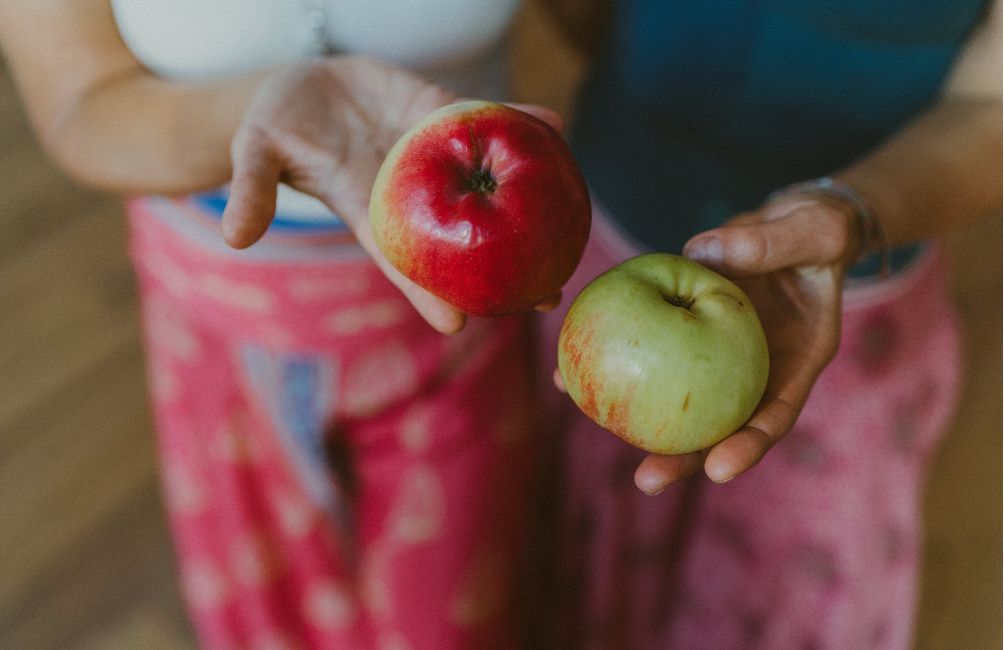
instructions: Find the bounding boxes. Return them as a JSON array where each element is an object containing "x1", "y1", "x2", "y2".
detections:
[
  {"x1": 806, "y1": 199, "x2": 857, "y2": 263},
  {"x1": 407, "y1": 83, "x2": 455, "y2": 123},
  {"x1": 232, "y1": 122, "x2": 272, "y2": 157},
  {"x1": 827, "y1": 211, "x2": 857, "y2": 262},
  {"x1": 725, "y1": 210, "x2": 761, "y2": 226},
  {"x1": 425, "y1": 83, "x2": 455, "y2": 109},
  {"x1": 734, "y1": 228, "x2": 770, "y2": 266}
]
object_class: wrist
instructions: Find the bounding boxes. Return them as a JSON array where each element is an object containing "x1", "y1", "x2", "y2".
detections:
[{"x1": 769, "y1": 176, "x2": 891, "y2": 276}]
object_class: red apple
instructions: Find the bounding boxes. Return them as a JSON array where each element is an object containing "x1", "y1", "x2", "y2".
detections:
[{"x1": 369, "y1": 101, "x2": 591, "y2": 316}]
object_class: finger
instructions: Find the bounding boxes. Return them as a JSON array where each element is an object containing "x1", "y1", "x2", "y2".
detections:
[
  {"x1": 634, "y1": 451, "x2": 705, "y2": 495},
  {"x1": 552, "y1": 367, "x2": 566, "y2": 393},
  {"x1": 702, "y1": 287, "x2": 841, "y2": 482},
  {"x1": 722, "y1": 210, "x2": 761, "y2": 227},
  {"x1": 535, "y1": 291, "x2": 563, "y2": 312},
  {"x1": 683, "y1": 203, "x2": 853, "y2": 277},
  {"x1": 362, "y1": 235, "x2": 467, "y2": 334},
  {"x1": 222, "y1": 135, "x2": 283, "y2": 249},
  {"x1": 506, "y1": 102, "x2": 565, "y2": 133},
  {"x1": 397, "y1": 84, "x2": 458, "y2": 134},
  {"x1": 328, "y1": 197, "x2": 467, "y2": 334},
  {"x1": 390, "y1": 269, "x2": 467, "y2": 334},
  {"x1": 703, "y1": 401, "x2": 797, "y2": 482}
]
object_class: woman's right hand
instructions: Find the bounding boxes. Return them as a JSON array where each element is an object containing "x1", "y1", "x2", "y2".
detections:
[
  {"x1": 221, "y1": 56, "x2": 563, "y2": 334},
  {"x1": 222, "y1": 57, "x2": 463, "y2": 332}
]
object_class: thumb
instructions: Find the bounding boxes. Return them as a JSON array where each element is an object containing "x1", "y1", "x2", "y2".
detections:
[
  {"x1": 683, "y1": 203, "x2": 853, "y2": 277},
  {"x1": 221, "y1": 134, "x2": 283, "y2": 248}
]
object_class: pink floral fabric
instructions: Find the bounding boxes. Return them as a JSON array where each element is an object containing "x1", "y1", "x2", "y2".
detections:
[
  {"x1": 129, "y1": 194, "x2": 961, "y2": 650},
  {"x1": 539, "y1": 209, "x2": 963, "y2": 649},
  {"x1": 128, "y1": 196, "x2": 542, "y2": 649}
]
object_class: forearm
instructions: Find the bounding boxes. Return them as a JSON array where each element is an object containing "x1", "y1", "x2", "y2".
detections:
[
  {"x1": 835, "y1": 96, "x2": 1002, "y2": 248},
  {"x1": 0, "y1": 0, "x2": 278, "y2": 196},
  {"x1": 43, "y1": 68, "x2": 271, "y2": 195}
]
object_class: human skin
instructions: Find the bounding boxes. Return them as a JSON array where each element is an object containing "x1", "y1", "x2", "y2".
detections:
[
  {"x1": 0, "y1": 0, "x2": 565, "y2": 334},
  {"x1": 543, "y1": 0, "x2": 1002, "y2": 493},
  {"x1": 1, "y1": 0, "x2": 999, "y2": 492}
]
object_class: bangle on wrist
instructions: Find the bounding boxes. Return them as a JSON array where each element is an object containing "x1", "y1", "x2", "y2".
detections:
[{"x1": 768, "y1": 176, "x2": 891, "y2": 276}]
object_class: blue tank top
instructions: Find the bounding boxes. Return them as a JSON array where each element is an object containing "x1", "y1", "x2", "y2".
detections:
[{"x1": 570, "y1": 0, "x2": 988, "y2": 275}]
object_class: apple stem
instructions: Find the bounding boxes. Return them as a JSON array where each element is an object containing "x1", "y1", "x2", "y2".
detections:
[
  {"x1": 663, "y1": 294, "x2": 695, "y2": 311},
  {"x1": 469, "y1": 167, "x2": 498, "y2": 195}
]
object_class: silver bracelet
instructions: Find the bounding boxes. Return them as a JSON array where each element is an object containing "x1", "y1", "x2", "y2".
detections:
[{"x1": 768, "y1": 176, "x2": 891, "y2": 277}]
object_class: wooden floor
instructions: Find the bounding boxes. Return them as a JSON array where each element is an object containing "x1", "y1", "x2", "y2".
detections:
[{"x1": 1, "y1": 5, "x2": 1000, "y2": 648}]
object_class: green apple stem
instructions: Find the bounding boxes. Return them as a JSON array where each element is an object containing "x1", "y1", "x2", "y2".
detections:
[{"x1": 663, "y1": 293, "x2": 695, "y2": 311}]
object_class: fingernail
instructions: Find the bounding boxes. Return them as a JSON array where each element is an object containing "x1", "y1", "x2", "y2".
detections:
[
  {"x1": 637, "y1": 477, "x2": 667, "y2": 496},
  {"x1": 706, "y1": 461, "x2": 734, "y2": 483},
  {"x1": 686, "y1": 236, "x2": 723, "y2": 264},
  {"x1": 221, "y1": 220, "x2": 247, "y2": 249}
]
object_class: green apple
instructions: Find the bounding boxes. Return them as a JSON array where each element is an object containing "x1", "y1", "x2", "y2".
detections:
[{"x1": 557, "y1": 253, "x2": 769, "y2": 455}]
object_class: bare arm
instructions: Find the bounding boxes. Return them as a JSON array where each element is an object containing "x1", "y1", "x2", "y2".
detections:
[
  {"x1": 537, "y1": 0, "x2": 1001, "y2": 242},
  {"x1": 637, "y1": 1, "x2": 1003, "y2": 491},
  {"x1": 835, "y1": 0, "x2": 1002, "y2": 247},
  {"x1": 0, "y1": 0, "x2": 267, "y2": 194}
]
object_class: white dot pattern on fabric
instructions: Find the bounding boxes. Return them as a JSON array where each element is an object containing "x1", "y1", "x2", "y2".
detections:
[
  {"x1": 287, "y1": 274, "x2": 371, "y2": 303},
  {"x1": 342, "y1": 342, "x2": 419, "y2": 417},
  {"x1": 378, "y1": 631, "x2": 414, "y2": 650},
  {"x1": 183, "y1": 560, "x2": 231, "y2": 610},
  {"x1": 398, "y1": 403, "x2": 434, "y2": 453},
  {"x1": 389, "y1": 465, "x2": 445, "y2": 544},
  {"x1": 256, "y1": 323, "x2": 296, "y2": 348},
  {"x1": 250, "y1": 630, "x2": 303, "y2": 650},
  {"x1": 271, "y1": 491, "x2": 317, "y2": 539},
  {"x1": 198, "y1": 273, "x2": 276, "y2": 312},
  {"x1": 143, "y1": 251, "x2": 194, "y2": 297},
  {"x1": 360, "y1": 542, "x2": 394, "y2": 620},
  {"x1": 163, "y1": 459, "x2": 205, "y2": 515},
  {"x1": 145, "y1": 296, "x2": 200, "y2": 361},
  {"x1": 212, "y1": 416, "x2": 259, "y2": 464},
  {"x1": 231, "y1": 531, "x2": 282, "y2": 587},
  {"x1": 303, "y1": 579, "x2": 357, "y2": 631},
  {"x1": 149, "y1": 359, "x2": 181, "y2": 403},
  {"x1": 325, "y1": 299, "x2": 408, "y2": 336}
]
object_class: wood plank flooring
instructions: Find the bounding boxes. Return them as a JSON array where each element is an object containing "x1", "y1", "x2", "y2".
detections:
[
  {"x1": 0, "y1": 57, "x2": 194, "y2": 649},
  {"x1": 1, "y1": 4, "x2": 999, "y2": 648}
]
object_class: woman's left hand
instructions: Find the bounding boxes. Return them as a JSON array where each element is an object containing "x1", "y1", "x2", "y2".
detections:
[{"x1": 634, "y1": 192, "x2": 865, "y2": 494}]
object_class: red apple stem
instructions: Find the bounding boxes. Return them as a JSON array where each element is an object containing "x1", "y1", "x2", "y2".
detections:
[{"x1": 469, "y1": 166, "x2": 498, "y2": 195}]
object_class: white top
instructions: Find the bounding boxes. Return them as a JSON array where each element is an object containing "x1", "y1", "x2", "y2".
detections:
[{"x1": 111, "y1": 0, "x2": 521, "y2": 224}]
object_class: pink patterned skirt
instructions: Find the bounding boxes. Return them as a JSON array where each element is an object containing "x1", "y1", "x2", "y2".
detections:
[
  {"x1": 128, "y1": 193, "x2": 961, "y2": 649},
  {"x1": 540, "y1": 209, "x2": 963, "y2": 649},
  {"x1": 128, "y1": 195, "x2": 543, "y2": 649}
]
